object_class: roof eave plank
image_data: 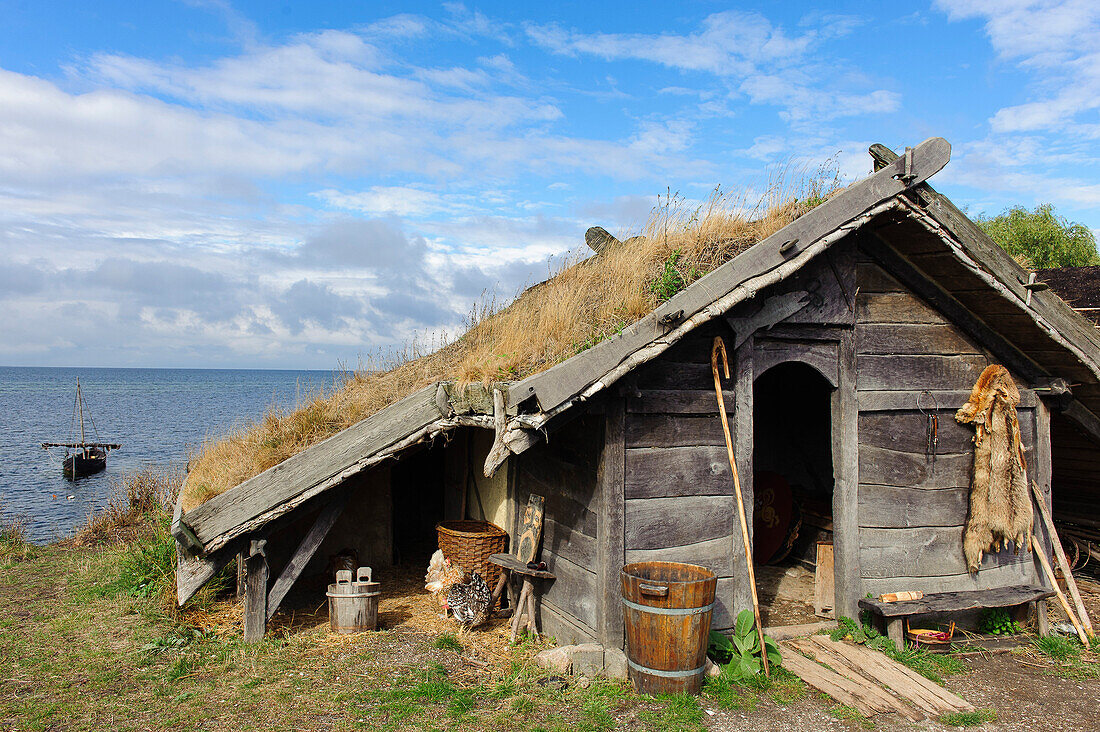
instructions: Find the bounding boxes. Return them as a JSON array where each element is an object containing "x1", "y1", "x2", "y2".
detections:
[
  {"x1": 508, "y1": 137, "x2": 952, "y2": 413},
  {"x1": 179, "y1": 384, "x2": 444, "y2": 547}
]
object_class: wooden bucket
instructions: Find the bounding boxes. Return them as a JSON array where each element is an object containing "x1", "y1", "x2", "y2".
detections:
[
  {"x1": 621, "y1": 561, "x2": 717, "y2": 695},
  {"x1": 327, "y1": 567, "x2": 380, "y2": 633}
]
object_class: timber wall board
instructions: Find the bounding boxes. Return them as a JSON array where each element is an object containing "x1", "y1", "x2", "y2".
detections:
[
  {"x1": 513, "y1": 414, "x2": 603, "y2": 641},
  {"x1": 855, "y1": 252, "x2": 1044, "y2": 595},
  {"x1": 625, "y1": 320, "x2": 740, "y2": 629}
]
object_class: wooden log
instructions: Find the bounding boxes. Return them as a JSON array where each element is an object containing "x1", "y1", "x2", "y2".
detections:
[
  {"x1": 596, "y1": 397, "x2": 626, "y2": 648},
  {"x1": 265, "y1": 492, "x2": 350, "y2": 621},
  {"x1": 243, "y1": 539, "x2": 269, "y2": 643},
  {"x1": 625, "y1": 414, "x2": 726, "y2": 449}
]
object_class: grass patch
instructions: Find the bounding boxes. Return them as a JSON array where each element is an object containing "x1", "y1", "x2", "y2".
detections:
[
  {"x1": 703, "y1": 666, "x2": 806, "y2": 711},
  {"x1": 1034, "y1": 634, "x2": 1081, "y2": 661},
  {"x1": 0, "y1": 510, "x2": 36, "y2": 564},
  {"x1": 831, "y1": 616, "x2": 964, "y2": 683},
  {"x1": 829, "y1": 704, "x2": 874, "y2": 728},
  {"x1": 939, "y1": 708, "x2": 997, "y2": 727},
  {"x1": 432, "y1": 633, "x2": 464, "y2": 652}
]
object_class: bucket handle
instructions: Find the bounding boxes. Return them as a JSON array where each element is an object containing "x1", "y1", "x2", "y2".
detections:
[
  {"x1": 336, "y1": 569, "x2": 353, "y2": 585},
  {"x1": 357, "y1": 566, "x2": 372, "y2": 583},
  {"x1": 639, "y1": 583, "x2": 669, "y2": 597}
]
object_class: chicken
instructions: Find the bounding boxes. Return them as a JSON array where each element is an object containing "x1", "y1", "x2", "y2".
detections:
[
  {"x1": 446, "y1": 571, "x2": 492, "y2": 629},
  {"x1": 425, "y1": 550, "x2": 464, "y2": 608}
]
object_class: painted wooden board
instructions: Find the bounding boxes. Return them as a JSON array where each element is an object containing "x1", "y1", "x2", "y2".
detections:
[
  {"x1": 625, "y1": 495, "x2": 735, "y2": 550},
  {"x1": 515, "y1": 494, "x2": 545, "y2": 564},
  {"x1": 180, "y1": 385, "x2": 443, "y2": 548},
  {"x1": 507, "y1": 137, "x2": 951, "y2": 412},
  {"x1": 624, "y1": 446, "x2": 733, "y2": 499}
]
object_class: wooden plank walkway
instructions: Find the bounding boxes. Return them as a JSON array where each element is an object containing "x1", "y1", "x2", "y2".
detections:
[{"x1": 779, "y1": 636, "x2": 973, "y2": 721}]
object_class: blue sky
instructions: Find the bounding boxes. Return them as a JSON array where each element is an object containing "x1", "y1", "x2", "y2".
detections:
[{"x1": 1, "y1": 1, "x2": 1097, "y2": 369}]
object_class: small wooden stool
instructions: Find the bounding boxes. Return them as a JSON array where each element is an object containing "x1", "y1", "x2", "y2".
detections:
[{"x1": 489, "y1": 553, "x2": 555, "y2": 643}]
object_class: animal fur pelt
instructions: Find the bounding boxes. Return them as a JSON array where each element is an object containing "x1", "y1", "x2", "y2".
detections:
[{"x1": 955, "y1": 365, "x2": 1032, "y2": 572}]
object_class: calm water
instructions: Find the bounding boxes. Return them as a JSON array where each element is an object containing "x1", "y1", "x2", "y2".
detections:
[{"x1": 0, "y1": 367, "x2": 334, "y2": 542}]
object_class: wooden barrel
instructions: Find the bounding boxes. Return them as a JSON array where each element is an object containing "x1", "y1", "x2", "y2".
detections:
[
  {"x1": 327, "y1": 567, "x2": 380, "y2": 633},
  {"x1": 621, "y1": 561, "x2": 717, "y2": 695}
]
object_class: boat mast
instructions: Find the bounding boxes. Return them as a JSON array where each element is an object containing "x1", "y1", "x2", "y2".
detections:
[{"x1": 77, "y1": 377, "x2": 85, "y2": 447}]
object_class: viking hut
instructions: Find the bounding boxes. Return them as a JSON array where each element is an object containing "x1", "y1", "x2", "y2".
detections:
[{"x1": 173, "y1": 138, "x2": 1100, "y2": 654}]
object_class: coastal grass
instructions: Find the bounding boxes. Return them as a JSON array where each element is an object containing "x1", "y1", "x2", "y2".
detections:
[
  {"x1": 0, "y1": 522, "x2": 717, "y2": 731},
  {"x1": 181, "y1": 169, "x2": 841, "y2": 510}
]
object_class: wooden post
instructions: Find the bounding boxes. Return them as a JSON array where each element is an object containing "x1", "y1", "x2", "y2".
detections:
[
  {"x1": 732, "y1": 333, "x2": 754, "y2": 615},
  {"x1": 832, "y1": 328, "x2": 861, "y2": 621},
  {"x1": 596, "y1": 396, "x2": 626, "y2": 649},
  {"x1": 243, "y1": 538, "x2": 268, "y2": 643},
  {"x1": 1030, "y1": 534, "x2": 1089, "y2": 645},
  {"x1": 236, "y1": 551, "x2": 247, "y2": 602}
]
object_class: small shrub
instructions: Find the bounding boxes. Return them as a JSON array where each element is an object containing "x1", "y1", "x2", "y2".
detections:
[
  {"x1": 0, "y1": 512, "x2": 35, "y2": 563},
  {"x1": 708, "y1": 610, "x2": 782, "y2": 681},
  {"x1": 977, "y1": 203, "x2": 1099, "y2": 269},
  {"x1": 649, "y1": 248, "x2": 687, "y2": 301},
  {"x1": 940, "y1": 708, "x2": 997, "y2": 727},
  {"x1": 979, "y1": 608, "x2": 1020, "y2": 635}
]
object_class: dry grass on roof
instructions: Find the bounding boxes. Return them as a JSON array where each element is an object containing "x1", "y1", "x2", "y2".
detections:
[{"x1": 181, "y1": 167, "x2": 841, "y2": 511}]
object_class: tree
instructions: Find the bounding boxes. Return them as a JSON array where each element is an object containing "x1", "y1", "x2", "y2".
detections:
[{"x1": 976, "y1": 204, "x2": 1099, "y2": 270}]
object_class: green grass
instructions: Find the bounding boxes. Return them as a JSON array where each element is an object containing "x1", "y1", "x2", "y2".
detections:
[
  {"x1": 828, "y1": 704, "x2": 874, "y2": 728},
  {"x1": 432, "y1": 633, "x2": 464, "y2": 652},
  {"x1": 702, "y1": 667, "x2": 806, "y2": 711},
  {"x1": 1034, "y1": 634, "x2": 1081, "y2": 661},
  {"x1": 939, "y1": 708, "x2": 997, "y2": 727},
  {"x1": 830, "y1": 616, "x2": 965, "y2": 683}
]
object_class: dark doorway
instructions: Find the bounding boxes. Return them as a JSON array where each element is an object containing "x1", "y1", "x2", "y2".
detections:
[
  {"x1": 752, "y1": 361, "x2": 836, "y2": 626},
  {"x1": 390, "y1": 441, "x2": 446, "y2": 565}
]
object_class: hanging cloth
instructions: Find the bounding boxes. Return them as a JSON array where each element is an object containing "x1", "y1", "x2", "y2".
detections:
[{"x1": 955, "y1": 365, "x2": 1032, "y2": 573}]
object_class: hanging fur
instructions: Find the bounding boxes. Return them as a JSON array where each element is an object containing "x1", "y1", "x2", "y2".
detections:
[{"x1": 955, "y1": 365, "x2": 1032, "y2": 572}]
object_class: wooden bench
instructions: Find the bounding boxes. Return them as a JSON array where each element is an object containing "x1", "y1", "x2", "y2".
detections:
[
  {"x1": 488, "y1": 553, "x2": 556, "y2": 643},
  {"x1": 859, "y1": 585, "x2": 1055, "y2": 650}
]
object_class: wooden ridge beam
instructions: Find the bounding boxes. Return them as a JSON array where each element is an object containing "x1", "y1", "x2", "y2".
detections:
[{"x1": 508, "y1": 137, "x2": 952, "y2": 413}]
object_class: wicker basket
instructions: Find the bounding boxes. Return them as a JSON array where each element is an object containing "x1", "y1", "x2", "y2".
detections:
[{"x1": 436, "y1": 520, "x2": 509, "y2": 587}]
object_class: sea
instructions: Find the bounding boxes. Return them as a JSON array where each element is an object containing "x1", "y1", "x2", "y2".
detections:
[{"x1": 0, "y1": 366, "x2": 335, "y2": 543}]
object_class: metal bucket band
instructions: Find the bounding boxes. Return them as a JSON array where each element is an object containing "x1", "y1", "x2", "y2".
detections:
[
  {"x1": 327, "y1": 590, "x2": 381, "y2": 599},
  {"x1": 621, "y1": 598, "x2": 714, "y2": 615},
  {"x1": 626, "y1": 658, "x2": 707, "y2": 679}
]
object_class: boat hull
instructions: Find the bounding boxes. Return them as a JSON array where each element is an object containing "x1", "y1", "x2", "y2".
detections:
[{"x1": 64, "y1": 448, "x2": 107, "y2": 479}]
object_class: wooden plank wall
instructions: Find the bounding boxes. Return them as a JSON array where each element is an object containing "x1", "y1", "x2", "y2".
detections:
[
  {"x1": 623, "y1": 321, "x2": 741, "y2": 630},
  {"x1": 1050, "y1": 412, "x2": 1100, "y2": 523},
  {"x1": 513, "y1": 414, "x2": 604, "y2": 643},
  {"x1": 855, "y1": 252, "x2": 1044, "y2": 596}
]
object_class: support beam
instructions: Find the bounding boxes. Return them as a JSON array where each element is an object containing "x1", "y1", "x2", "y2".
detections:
[
  {"x1": 832, "y1": 328, "x2": 862, "y2": 620},
  {"x1": 266, "y1": 492, "x2": 351, "y2": 621},
  {"x1": 243, "y1": 539, "x2": 269, "y2": 643},
  {"x1": 1061, "y1": 399, "x2": 1100, "y2": 447},
  {"x1": 596, "y1": 396, "x2": 626, "y2": 648},
  {"x1": 731, "y1": 334, "x2": 755, "y2": 614}
]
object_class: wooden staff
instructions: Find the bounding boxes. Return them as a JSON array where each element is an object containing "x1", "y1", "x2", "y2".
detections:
[
  {"x1": 712, "y1": 336, "x2": 770, "y2": 676},
  {"x1": 1030, "y1": 533, "x2": 1090, "y2": 646},
  {"x1": 1031, "y1": 481, "x2": 1094, "y2": 637}
]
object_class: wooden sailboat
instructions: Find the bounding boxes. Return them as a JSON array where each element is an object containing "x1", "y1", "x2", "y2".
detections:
[{"x1": 41, "y1": 378, "x2": 121, "y2": 479}]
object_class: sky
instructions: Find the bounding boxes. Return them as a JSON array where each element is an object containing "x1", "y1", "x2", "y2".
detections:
[{"x1": 1, "y1": 0, "x2": 1099, "y2": 369}]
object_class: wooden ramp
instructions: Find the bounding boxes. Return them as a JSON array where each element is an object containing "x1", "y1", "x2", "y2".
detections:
[{"x1": 779, "y1": 636, "x2": 973, "y2": 721}]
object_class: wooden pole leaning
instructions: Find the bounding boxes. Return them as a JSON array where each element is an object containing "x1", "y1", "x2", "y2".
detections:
[
  {"x1": 1030, "y1": 533, "x2": 1090, "y2": 646},
  {"x1": 712, "y1": 336, "x2": 770, "y2": 677},
  {"x1": 1030, "y1": 481, "x2": 1094, "y2": 637}
]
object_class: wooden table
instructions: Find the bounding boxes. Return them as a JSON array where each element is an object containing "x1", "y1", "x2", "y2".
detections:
[
  {"x1": 488, "y1": 553, "x2": 556, "y2": 643},
  {"x1": 859, "y1": 585, "x2": 1055, "y2": 650}
]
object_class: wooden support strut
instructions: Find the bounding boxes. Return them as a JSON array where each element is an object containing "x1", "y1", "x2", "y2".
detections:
[
  {"x1": 265, "y1": 491, "x2": 350, "y2": 621},
  {"x1": 1030, "y1": 481, "x2": 1094, "y2": 636},
  {"x1": 1030, "y1": 532, "x2": 1090, "y2": 645}
]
